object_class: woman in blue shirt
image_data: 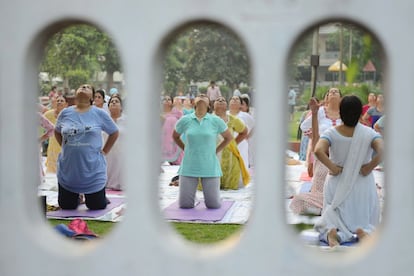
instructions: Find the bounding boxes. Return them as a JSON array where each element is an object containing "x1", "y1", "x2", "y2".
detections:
[
  {"x1": 55, "y1": 84, "x2": 119, "y2": 210},
  {"x1": 172, "y1": 94, "x2": 233, "y2": 209}
]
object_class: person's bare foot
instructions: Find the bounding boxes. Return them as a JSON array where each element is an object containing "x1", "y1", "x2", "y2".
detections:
[
  {"x1": 169, "y1": 180, "x2": 179, "y2": 186},
  {"x1": 356, "y1": 228, "x2": 368, "y2": 242},
  {"x1": 327, "y1": 228, "x2": 340, "y2": 247},
  {"x1": 79, "y1": 194, "x2": 85, "y2": 204}
]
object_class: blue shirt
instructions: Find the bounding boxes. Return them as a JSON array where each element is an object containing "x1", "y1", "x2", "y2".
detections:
[
  {"x1": 367, "y1": 107, "x2": 383, "y2": 128},
  {"x1": 175, "y1": 113, "x2": 227, "y2": 177},
  {"x1": 55, "y1": 106, "x2": 118, "y2": 194}
]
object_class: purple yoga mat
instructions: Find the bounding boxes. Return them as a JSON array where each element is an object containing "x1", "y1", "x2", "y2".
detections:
[
  {"x1": 47, "y1": 197, "x2": 124, "y2": 218},
  {"x1": 163, "y1": 200, "x2": 234, "y2": 222}
]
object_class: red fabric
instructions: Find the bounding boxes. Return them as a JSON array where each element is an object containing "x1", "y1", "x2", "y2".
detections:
[
  {"x1": 362, "y1": 104, "x2": 373, "y2": 126},
  {"x1": 68, "y1": 219, "x2": 98, "y2": 237}
]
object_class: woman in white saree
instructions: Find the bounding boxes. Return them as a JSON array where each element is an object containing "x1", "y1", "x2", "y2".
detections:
[{"x1": 314, "y1": 95, "x2": 383, "y2": 247}]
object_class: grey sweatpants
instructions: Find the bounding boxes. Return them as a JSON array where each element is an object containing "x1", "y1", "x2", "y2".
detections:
[{"x1": 179, "y1": 176, "x2": 222, "y2": 209}]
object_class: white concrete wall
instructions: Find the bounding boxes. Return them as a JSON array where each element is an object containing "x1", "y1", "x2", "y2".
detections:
[{"x1": 1, "y1": 0, "x2": 412, "y2": 275}]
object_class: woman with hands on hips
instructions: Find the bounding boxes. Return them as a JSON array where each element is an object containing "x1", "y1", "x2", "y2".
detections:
[
  {"x1": 172, "y1": 94, "x2": 233, "y2": 209},
  {"x1": 314, "y1": 95, "x2": 382, "y2": 247},
  {"x1": 54, "y1": 84, "x2": 119, "y2": 210}
]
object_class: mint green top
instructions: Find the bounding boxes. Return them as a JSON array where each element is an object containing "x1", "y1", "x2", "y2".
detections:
[{"x1": 175, "y1": 112, "x2": 228, "y2": 177}]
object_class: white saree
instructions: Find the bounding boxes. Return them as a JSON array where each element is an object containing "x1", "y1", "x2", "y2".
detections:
[{"x1": 315, "y1": 123, "x2": 381, "y2": 243}]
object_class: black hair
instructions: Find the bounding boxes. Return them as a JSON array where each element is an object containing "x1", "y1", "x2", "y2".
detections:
[
  {"x1": 230, "y1": 95, "x2": 242, "y2": 102},
  {"x1": 108, "y1": 94, "x2": 123, "y2": 108},
  {"x1": 95, "y1": 89, "x2": 106, "y2": 103},
  {"x1": 163, "y1": 94, "x2": 172, "y2": 101},
  {"x1": 56, "y1": 94, "x2": 68, "y2": 102},
  {"x1": 90, "y1": 85, "x2": 95, "y2": 105},
  {"x1": 240, "y1": 96, "x2": 250, "y2": 113},
  {"x1": 339, "y1": 95, "x2": 362, "y2": 127}
]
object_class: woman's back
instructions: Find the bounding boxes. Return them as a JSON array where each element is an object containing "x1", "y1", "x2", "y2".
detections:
[{"x1": 326, "y1": 127, "x2": 374, "y2": 168}]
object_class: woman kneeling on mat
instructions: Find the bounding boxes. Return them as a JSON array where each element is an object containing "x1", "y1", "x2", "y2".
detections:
[
  {"x1": 172, "y1": 94, "x2": 233, "y2": 209},
  {"x1": 314, "y1": 95, "x2": 383, "y2": 247},
  {"x1": 55, "y1": 84, "x2": 119, "y2": 210}
]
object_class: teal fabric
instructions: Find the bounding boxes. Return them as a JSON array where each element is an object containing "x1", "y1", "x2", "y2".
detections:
[{"x1": 176, "y1": 113, "x2": 227, "y2": 177}]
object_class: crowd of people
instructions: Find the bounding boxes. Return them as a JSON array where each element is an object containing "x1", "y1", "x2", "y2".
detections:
[
  {"x1": 40, "y1": 82, "x2": 384, "y2": 247},
  {"x1": 290, "y1": 87, "x2": 384, "y2": 247},
  {"x1": 161, "y1": 83, "x2": 256, "y2": 209},
  {"x1": 39, "y1": 82, "x2": 256, "y2": 211}
]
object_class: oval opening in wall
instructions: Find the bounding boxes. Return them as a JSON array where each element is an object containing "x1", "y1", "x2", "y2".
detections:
[
  {"x1": 158, "y1": 21, "x2": 254, "y2": 245},
  {"x1": 37, "y1": 23, "x2": 126, "y2": 240},
  {"x1": 285, "y1": 21, "x2": 386, "y2": 255}
]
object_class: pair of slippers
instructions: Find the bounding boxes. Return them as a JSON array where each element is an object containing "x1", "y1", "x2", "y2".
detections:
[{"x1": 54, "y1": 218, "x2": 99, "y2": 240}]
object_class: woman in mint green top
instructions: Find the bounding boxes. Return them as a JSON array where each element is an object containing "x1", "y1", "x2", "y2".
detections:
[{"x1": 173, "y1": 94, "x2": 233, "y2": 209}]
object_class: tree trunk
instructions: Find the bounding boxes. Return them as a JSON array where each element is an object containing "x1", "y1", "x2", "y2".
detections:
[
  {"x1": 339, "y1": 24, "x2": 344, "y2": 86},
  {"x1": 107, "y1": 71, "x2": 114, "y2": 89},
  {"x1": 64, "y1": 77, "x2": 69, "y2": 90}
]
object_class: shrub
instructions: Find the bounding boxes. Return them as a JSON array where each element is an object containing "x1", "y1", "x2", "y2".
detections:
[
  {"x1": 240, "y1": 87, "x2": 250, "y2": 94},
  {"x1": 219, "y1": 85, "x2": 231, "y2": 99},
  {"x1": 66, "y1": 69, "x2": 91, "y2": 90},
  {"x1": 199, "y1": 86, "x2": 207, "y2": 93}
]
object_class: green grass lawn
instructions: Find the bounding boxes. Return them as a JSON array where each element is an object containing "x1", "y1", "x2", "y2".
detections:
[
  {"x1": 48, "y1": 219, "x2": 243, "y2": 243},
  {"x1": 172, "y1": 223, "x2": 242, "y2": 243},
  {"x1": 48, "y1": 219, "x2": 311, "y2": 243}
]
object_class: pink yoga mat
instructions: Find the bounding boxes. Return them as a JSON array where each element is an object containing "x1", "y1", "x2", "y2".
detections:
[
  {"x1": 106, "y1": 189, "x2": 124, "y2": 196},
  {"x1": 47, "y1": 197, "x2": 124, "y2": 219},
  {"x1": 163, "y1": 200, "x2": 234, "y2": 222}
]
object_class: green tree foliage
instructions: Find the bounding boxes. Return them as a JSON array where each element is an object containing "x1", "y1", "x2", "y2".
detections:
[
  {"x1": 99, "y1": 36, "x2": 122, "y2": 89},
  {"x1": 288, "y1": 32, "x2": 313, "y2": 83},
  {"x1": 163, "y1": 35, "x2": 189, "y2": 94},
  {"x1": 185, "y1": 24, "x2": 250, "y2": 86},
  {"x1": 289, "y1": 23, "x2": 383, "y2": 91},
  {"x1": 40, "y1": 24, "x2": 121, "y2": 89},
  {"x1": 325, "y1": 24, "x2": 383, "y2": 83},
  {"x1": 66, "y1": 69, "x2": 90, "y2": 90},
  {"x1": 163, "y1": 24, "x2": 250, "y2": 94}
]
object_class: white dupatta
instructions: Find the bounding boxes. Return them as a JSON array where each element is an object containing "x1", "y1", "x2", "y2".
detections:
[{"x1": 315, "y1": 123, "x2": 373, "y2": 241}]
